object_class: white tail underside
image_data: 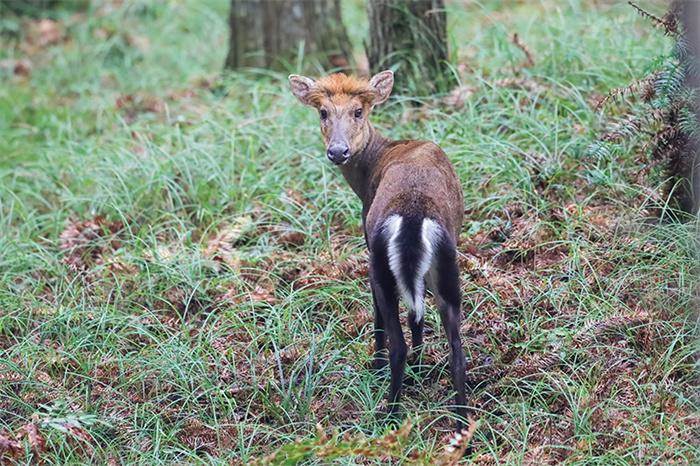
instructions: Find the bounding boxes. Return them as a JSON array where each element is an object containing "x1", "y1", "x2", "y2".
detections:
[{"x1": 384, "y1": 215, "x2": 441, "y2": 323}]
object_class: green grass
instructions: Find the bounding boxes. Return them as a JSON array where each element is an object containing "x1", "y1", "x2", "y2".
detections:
[{"x1": 1, "y1": 0, "x2": 697, "y2": 464}]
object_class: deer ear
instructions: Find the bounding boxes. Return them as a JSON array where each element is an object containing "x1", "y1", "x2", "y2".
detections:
[
  {"x1": 289, "y1": 74, "x2": 317, "y2": 106},
  {"x1": 369, "y1": 70, "x2": 394, "y2": 105}
]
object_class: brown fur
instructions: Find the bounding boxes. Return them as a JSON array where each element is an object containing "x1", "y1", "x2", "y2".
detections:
[
  {"x1": 307, "y1": 73, "x2": 376, "y2": 106},
  {"x1": 364, "y1": 140, "x2": 463, "y2": 243},
  {"x1": 289, "y1": 73, "x2": 463, "y2": 236},
  {"x1": 290, "y1": 71, "x2": 467, "y2": 429}
]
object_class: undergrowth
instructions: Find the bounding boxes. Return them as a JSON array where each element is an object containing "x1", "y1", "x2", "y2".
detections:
[{"x1": 0, "y1": 0, "x2": 697, "y2": 464}]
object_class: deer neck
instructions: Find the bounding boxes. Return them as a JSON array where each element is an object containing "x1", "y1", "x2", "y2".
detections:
[{"x1": 338, "y1": 124, "x2": 390, "y2": 206}]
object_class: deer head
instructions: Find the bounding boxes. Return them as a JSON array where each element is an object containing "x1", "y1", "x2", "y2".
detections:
[{"x1": 289, "y1": 71, "x2": 394, "y2": 165}]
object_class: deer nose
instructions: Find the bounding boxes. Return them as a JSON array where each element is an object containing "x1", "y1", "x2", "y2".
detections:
[{"x1": 327, "y1": 144, "x2": 350, "y2": 165}]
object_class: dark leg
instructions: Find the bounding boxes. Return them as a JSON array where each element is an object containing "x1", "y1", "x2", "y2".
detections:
[
  {"x1": 372, "y1": 273, "x2": 405, "y2": 415},
  {"x1": 439, "y1": 299, "x2": 467, "y2": 429},
  {"x1": 436, "y1": 244, "x2": 468, "y2": 430},
  {"x1": 406, "y1": 311, "x2": 426, "y2": 384},
  {"x1": 370, "y1": 246, "x2": 406, "y2": 418},
  {"x1": 408, "y1": 312, "x2": 424, "y2": 351},
  {"x1": 371, "y1": 286, "x2": 387, "y2": 370}
]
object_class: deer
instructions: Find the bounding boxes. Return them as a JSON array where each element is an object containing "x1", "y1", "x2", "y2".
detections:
[{"x1": 289, "y1": 70, "x2": 467, "y2": 429}]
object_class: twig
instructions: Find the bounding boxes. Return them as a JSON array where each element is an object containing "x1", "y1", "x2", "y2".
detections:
[{"x1": 511, "y1": 33, "x2": 535, "y2": 67}]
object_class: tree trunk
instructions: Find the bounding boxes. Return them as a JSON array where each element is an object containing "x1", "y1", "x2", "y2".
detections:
[
  {"x1": 679, "y1": 0, "x2": 700, "y2": 214},
  {"x1": 667, "y1": 0, "x2": 700, "y2": 214},
  {"x1": 367, "y1": 0, "x2": 454, "y2": 96},
  {"x1": 225, "y1": 0, "x2": 351, "y2": 72}
]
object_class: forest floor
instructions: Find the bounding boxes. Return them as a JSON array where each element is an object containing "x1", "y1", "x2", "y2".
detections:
[{"x1": 0, "y1": 0, "x2": 697, "y2": 464}]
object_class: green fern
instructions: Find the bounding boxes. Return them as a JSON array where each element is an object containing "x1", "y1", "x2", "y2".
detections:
[{"x1": 599, "y1": 1, "x2": 699, "y2": 215}]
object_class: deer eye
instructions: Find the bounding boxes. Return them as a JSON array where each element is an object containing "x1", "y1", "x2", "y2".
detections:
[
  {"x1": 319, "y1": 109, "x2": 328, "y2": 120},
  {"x1": 354, "y1": 108, "x2": 363, "y2": 118}
]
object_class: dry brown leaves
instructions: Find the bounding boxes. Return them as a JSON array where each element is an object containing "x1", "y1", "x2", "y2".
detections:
[
  {"x1": 442, "y1": 85, "x2": 476, "y2": 110},
  {"x1": 436, "y1": 418, "x2": 479, "y2": 466},
  {"x1": 217, "y1": 276, "x2": 279, "y2": 306},
  {"x1": 22, "y1": 19, "x2": 65, "y2": 53},
  {"x1": 275, "y1": 227, "x2": 306, "y2": 248},
  {"x1": 494, "y1": 312, "x2": 651, "y2": 385},
  {"x1": 0, "y1": 423, "x2": 46, "y2": 461},
  {"x1": 59, "y1": 215, "x2": 123, "y2": 271},
  {"x1": 53, "y1": 421, "x2": 95, "y2": 454},
  {"x1": 21, "y1": 423, "x2": 46, "y2": 454},
  {"x1": 0, "y1": 433, "x2": 22, "y2": 459},
  {"x1": 495, "y1": 77, "x2": 548, "y2": 95},
  {"x1": 0, "y1": 58, "x2": 32, "y2": 78},
  {"x1": 342, "y1": 306, "x2": 373, "y2": 338},
  {"x1": 249, "y1": 284, "x2": 278, "y2": 305},
  {"x1": 286, "y1": 250, "x2": 367, "y2": 291},
  {"x1": 176, "y1": 418, "x2": 225, "y2": 454},
  {"x1": 497, "y1": 215, "x2": 554, "y2": 265},
  {"x1": 203, "y1": 216, "x2": 253, "y2": 270},
  {"x1": 520, "y1": 418, "x2": 574, "y2": 465},
  {"x1": 115, "y1": 93, "x2": 166, "y2": 122},
  {"x1": 565, "y1": 203, "x2": 625, "y2": 238}
]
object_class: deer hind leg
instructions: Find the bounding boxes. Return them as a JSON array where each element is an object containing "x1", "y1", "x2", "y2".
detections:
[
  {"x1": 366, "y1": 207, "x2": 387, "y2": 372},
  {"x1": 370, "y1": 235, "x2": 406, "y2": 418},
  {"x1": 369, "y1": 280, "x2": 387, "y2": 371},
  {"x1": 431, "y1": 238, "x2": 468, "y2": 431},
  {"x1": 404, "y1": 307, "x2": 426, "y2": 386},
  {"x1": 408, "y1": 310, "x2": 424, "y2": 351}
]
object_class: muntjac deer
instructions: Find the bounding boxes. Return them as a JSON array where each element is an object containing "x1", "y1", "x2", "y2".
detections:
[{"x1": 289, "y1": 71, "x2": 467, "y2": 428}]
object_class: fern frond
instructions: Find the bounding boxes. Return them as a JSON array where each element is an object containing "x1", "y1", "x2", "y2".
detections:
[
  {"x1": 596, "y1": 72, "x2": 658, "y2": 109},
  {"x1": 628, "y1": 1, "x2": 678, "y2": 35},
  {"x1": 642, "y1": 124, "x2": 680, "y2": 155},
  {"x1": 586, "y1": 140, "x2": 612, "y2": 160},
  {"x1": 653, "y1": 62, "x2": 685, "y2": 101},
  {"x1": 602, "y1": 108, "x2": 668, "y2": 142},
  {"x1": 678, "y1": 105, "x2": 700, "y2": 139}
]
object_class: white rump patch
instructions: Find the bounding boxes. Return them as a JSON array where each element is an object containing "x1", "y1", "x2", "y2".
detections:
[
  {"x1": 384, "y1": 215, "x2": 442, "y2": 323},
  {"x1": 384, "y1": 215, "x2": 404, "y2": 302}
]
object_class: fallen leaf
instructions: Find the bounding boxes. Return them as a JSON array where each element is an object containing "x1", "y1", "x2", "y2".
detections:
[
  {"x1": 59, "y1": 216, "x2": 123, "y2": 271},
  {"x1": 0, "y1": 433, "x2": 21, "y2": 459},
  {"x1": 27, "y1": 19, "x2": 65, "y2": 48},
  {"x1": 19, "y1": 423, "x2": 45, "y2": 454},
  {"x1": 204, "y1": 217, "x2": 254, "y2": 268},
  {"x1": 125, "y1": 33, "x2": 150, "y2": 52},
  {"x1": 437, "y1": 418, "x2": 478, "y2": 466},
  {"x1": 250, "y1": 285, "x2": 277, "y2": 304},
  {"x1": 116, "y1": 93, "x2": 166, "y2": 122},
  {"x1": 495, "y1": 77, "x2": 547, "y2": 94},
  {"x1": 0, "y1": 59, "x2": 32, "y2": 77},
  {"x1": 442, "y1": 85, "x2": 475, "y2": 109},
  {"x1": 277, "y1": 228, "x2": 306, "y2": 248}
]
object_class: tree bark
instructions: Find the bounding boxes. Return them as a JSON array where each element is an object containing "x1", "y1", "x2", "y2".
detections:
[
  {"x1": 225, "y1": 0, "x2": 351, "y2": 72},
  {"x1": 667, "y1": 0, "x2": 700, "y2": 214},
  {"x1": 367, "y1": 0, "x2": 454, "y2": 96},
  {"x1": 679, "y1": 0, "x2": 700, "y2": 214}
]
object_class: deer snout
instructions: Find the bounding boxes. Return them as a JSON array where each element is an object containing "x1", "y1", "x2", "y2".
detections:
[{"x1": 327, "y1": 143, "x2": 350, "y2": 165}]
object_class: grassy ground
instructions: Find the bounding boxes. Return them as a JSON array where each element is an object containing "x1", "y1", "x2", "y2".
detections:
[{"x1": 1, "y1": 0, "x2": 698, "y2": 464}]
